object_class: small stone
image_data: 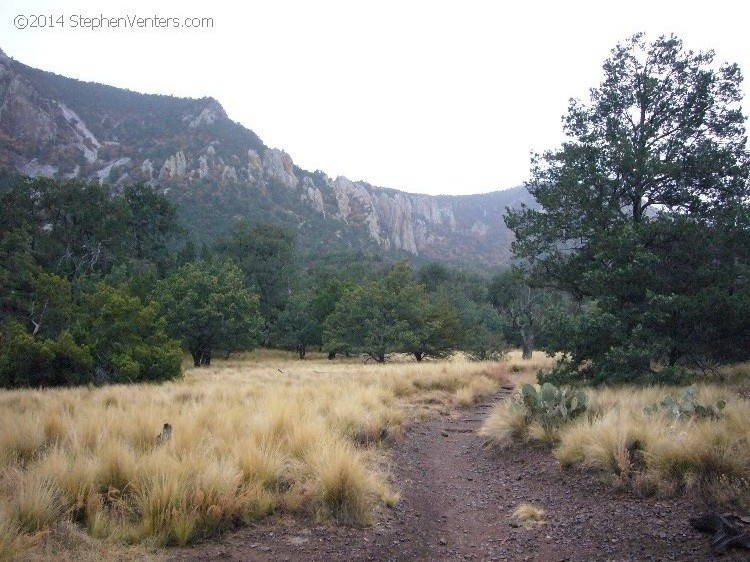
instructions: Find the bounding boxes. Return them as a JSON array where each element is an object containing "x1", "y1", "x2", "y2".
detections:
[{"x1": 439, "y1": 537, "x2": 447, "y2": 545}]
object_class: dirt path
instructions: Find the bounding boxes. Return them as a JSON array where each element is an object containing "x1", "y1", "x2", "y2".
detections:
[{"x1": 167, "y1": 391, "x2": 743, "y2": 561}]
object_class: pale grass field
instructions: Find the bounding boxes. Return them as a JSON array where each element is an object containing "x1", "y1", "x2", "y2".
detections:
[
  {"x1": 0, "y1": 351, "x2": 508, "y2": 560},
  {"x1": 481, "y1": 366, "x2": 750, "y2": 509}
]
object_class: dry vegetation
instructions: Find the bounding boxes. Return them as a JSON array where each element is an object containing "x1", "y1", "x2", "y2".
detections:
[
  {"x1": 0, "y1": 351, "x2": 503, "y2": 560},
  {"x1": 481, "y1": 363, "x2": 750, "y2": 512},
  {"x1": 509, "y1": 503, "x2": 547, "y2": 529}
]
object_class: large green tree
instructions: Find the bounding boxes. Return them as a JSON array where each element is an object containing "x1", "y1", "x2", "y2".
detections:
[
  {"x1": 216, "y1": 221, "x2": 297, "y2": 337},
  {"x1": 505, "y1": 34, "x2": 750, "y2": 382},
  {"x1": 273, "y1": 289, "x2": 319, "y2": 359},
  {"x1": 75, "y1": 284, "x2": 182, "y2": 383},
  {"x1": 0, "y1": 177, "x2": 180, "y2": 284},
  {"x1": 324, "y1": 261, "x2": 431, "y2": 363},
  {"x1": 156, "y1": 261, "x2": 263, "y2": 367}
]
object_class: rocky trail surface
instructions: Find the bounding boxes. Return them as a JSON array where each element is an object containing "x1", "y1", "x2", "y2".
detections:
[{"x1": 167, "y1": 391, "x2": 744, "y2": 561}]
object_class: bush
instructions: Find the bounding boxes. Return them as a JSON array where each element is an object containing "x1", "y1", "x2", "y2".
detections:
[
  {"x1": 76, "y1": 284, "x2": 182, "y2": 383},
  {"x1": 0, "y1": 325, "x2": 93, "y2": 388},
  {"x1": 132, "y1": 342, "x2": 182, "y2": 383}
]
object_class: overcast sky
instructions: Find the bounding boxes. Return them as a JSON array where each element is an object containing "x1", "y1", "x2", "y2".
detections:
[{"x1": 1, "y1": 0, "x2": 748, "y2": 196}]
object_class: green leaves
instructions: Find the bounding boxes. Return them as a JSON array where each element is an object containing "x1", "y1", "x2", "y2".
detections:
[
  {"x1": 155, "y1": 261, "x2": 262, "y2": 366},
  {"x1": 75, "y1": 284, "x2": 181, "y2": 383},
  {"x1": 323, "y1": 261, "x2": 433, "y2": 362},
  {"x1": 505, "y1": 33, "x2": 750, "y2": 382},
  {"x1": 216, "y1": 221, "x2": 296, "y2": 331}
]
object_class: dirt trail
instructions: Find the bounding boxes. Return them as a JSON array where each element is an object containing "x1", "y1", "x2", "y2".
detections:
[{"x1": 168, "y1": 391, "x2": 743, "y2": 561}]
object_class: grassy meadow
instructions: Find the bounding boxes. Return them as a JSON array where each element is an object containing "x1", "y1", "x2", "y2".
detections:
[
  {"x1": 0, "y1": 351, "x2": 509, "y2": 560},
  {"x1": 480, "y1": 363, "x2": 750, "y2": 511}
]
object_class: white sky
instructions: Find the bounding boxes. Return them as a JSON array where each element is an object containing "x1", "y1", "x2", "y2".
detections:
[{"x1": 1, "y1": 0, "x2": 748, "y2": 196}]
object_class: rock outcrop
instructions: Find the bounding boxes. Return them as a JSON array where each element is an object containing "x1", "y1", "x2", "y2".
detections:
[
  {"x1": 0, "y1": 49, "x2": 534, "y2": 266},
  {"x1": 263, "y1": 148, "x2": 298, "y2": 189}
]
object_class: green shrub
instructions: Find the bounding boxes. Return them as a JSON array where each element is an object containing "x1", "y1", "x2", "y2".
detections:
[
  {"x1": 76, "y1": 284, "x2": 182, "y2": 383},
  {"x1": 0, "y1": 325, "x2": 93, "y2": 388},
  {"x1": 132, "y1": 342, "x2": 182, "y2": 382}
]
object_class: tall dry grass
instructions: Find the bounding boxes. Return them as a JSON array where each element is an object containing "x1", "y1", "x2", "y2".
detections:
[
  {"x1": 481, "y1": 379, "x2": 750, "y2": 508},
  {"x1": 0, "y1": 351, "x2": 499, "y2": 558}
]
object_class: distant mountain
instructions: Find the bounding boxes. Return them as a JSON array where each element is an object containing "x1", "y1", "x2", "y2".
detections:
[{"x1": 0, "y1": 48, "x2": 534, "y2": 267}]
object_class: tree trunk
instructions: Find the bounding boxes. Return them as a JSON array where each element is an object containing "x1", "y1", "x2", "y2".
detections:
[
  {"x1": 328, "y1": 351, "x2": 336, "y2": 360},
  {"x1": 200, "y1": 348, "x2": 212, "y2": 366},
  {"x1": 191, "y1": 349, "x2": 201, "y2": 368},
  {"x1": 298, "y1": 344, "x2": 306, "y2": 360},
  {"x1": 521, "y1": 332, "x2": 534, "y2": 360},
  {"x1": 414, "y1": 351, "x2": 425, "y2": 362}
]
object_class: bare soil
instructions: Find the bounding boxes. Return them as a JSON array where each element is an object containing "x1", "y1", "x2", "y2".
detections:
[{"x1": 167, "y1": 391, "x2": 746, "y2": 561}]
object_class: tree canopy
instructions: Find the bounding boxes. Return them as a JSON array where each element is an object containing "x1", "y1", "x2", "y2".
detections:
[
  {"x1": 324, "y1": 261, "x2": 433, "y2": 362},
  {"x1": 215, "y1": 221, "x2": 297, "y2": 337},
  {"x1": 505, "y1": 34, "x2": 750, "y2": 382},
  {"x1": 155, "y1": 261, "x2": 263, "y2": 367},
  {"x1": 0, "y1": 176, "x2": 184, "y2": 388}
]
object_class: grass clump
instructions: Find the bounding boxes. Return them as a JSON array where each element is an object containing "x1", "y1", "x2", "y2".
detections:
[
  {"x1": 483, "y1": 378, "x2": 750, "y2": 506},
  {"x1": 0, "y1": 507, "x2": 22, "y2": 560},
  {"x1": 509, "y1": 503, "x2": 546, "y2": 528}
]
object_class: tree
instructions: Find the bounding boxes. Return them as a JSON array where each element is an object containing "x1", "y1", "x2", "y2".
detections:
[
  {"x1": 412, "y1": 292, "x2": 461, "y2": 361},
  {"x1": 75, "y1": 284, "x2": 182, "y2": 383},
  {"x1": 273, "y1": 289, "x2": 320, "y2": 359},
  {"x1": 155, "y1": 261, "x2": 263, "y2": 367},
  {"x1": 216, "y1": 221, "x2": 297, "y2": 337},
  {"x1": 505, "y1": 34, "x2": 750, "y2": 381},
  {"x1": 0, "y1": 177, "x2": 180, "y2": 284},
  {"x1": 488, "y1": 269, "x2": 562, "y2": 360},
  {"x1": 28, "y1": 272, "x2": 72, "y2": 338},
  {"x1": 120, "y1": 183, "x2": 181, "y2": 270},
  {"x1": 0, "y1": 324, "x2": 93, "y2": 388},
  {"x1": 417, "y1": 262, "x2": 453, "y2": 293},
  {"x1": 324, "y1": 261, "x2": 429, "y2": 363},
  {"x1": 0, "y1": 228, "x2": 38, "y2": 328},
  {"x1": 453, "y1": 295, "x2": 505, "y2": 361}
]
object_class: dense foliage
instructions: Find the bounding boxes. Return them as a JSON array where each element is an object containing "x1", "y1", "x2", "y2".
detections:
[
  {"x1": 506, "y1": 34, "x2": 750, "y2": 383},
  {"x1": 0, "y1": 177, "x2": 183, "y2": 387},
  {"x1": 156, "y1": 261, "x2": 262, "y2": 366}
]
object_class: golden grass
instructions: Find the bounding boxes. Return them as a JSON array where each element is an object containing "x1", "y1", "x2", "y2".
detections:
[
  {"x1": 509, "y1": 503, "x2": 546, "y2": 528},
  {"x1": 0, "y1": 351, "x2": 499, "y2": 558},
  {"x1": 482, "y1": 379, "x2": 750, "y2": 505}
]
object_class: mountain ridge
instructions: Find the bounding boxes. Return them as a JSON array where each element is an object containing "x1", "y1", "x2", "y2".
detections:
[{"x1": 0, "y1": 48, "x2": 533, "y2": 266}]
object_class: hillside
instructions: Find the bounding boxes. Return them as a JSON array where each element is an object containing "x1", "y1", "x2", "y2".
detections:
[{"x1": 0, "y1": 48, "x2": 533, "y2": 266}]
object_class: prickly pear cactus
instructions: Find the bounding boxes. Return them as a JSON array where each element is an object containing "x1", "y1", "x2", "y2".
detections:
[
  {"x1": 514, "y1": 382, "x2": 588, "y2": 431},
  {"x1": 643, "y1": 386, "x2": 726, "y2": 419}
]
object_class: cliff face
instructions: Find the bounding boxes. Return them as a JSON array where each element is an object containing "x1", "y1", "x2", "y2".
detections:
[{"x1": 0, "y1": 48, "x2": 533, "y2": 266}]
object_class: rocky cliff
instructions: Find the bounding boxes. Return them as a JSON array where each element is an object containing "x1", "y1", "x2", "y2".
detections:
[{"x1": 0, "y1": 48, "x2": 533, "y2": 266}]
